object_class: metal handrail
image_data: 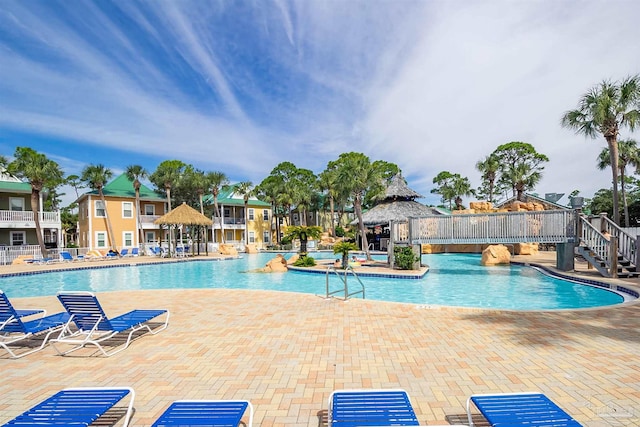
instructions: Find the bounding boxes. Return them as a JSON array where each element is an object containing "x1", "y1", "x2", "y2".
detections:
[{"x1": 325, "y1": 265, "x2": 365, "y2": 300}]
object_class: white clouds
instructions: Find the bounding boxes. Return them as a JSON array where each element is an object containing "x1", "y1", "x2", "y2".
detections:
[
  {"x1": 0, "y1": 0, "x2": 638, "y2": 208},
  {"x1": 359, "y1": 0, "x2": 640, "y2": 204}
]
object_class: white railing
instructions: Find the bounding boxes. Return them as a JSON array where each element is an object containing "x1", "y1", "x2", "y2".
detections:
[
  {"x1": 406, "y1": 210, "x2": 576, "y2": 244},
  {"x1": 580, "y1": 217, "x2": 612, "y2": 265},
  {"x1": 599, "y1": 215, "x2": 636, "y2": 266},
  {"x1": 0, "y1": 210, "x2": 60, "y2": 224}
]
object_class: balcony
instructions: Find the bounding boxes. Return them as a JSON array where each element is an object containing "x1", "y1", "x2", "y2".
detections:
[
  {"x1": 212, "y1": 217, "x2": 246, "y2": 229},
  {"x1": 0, "y1": 210, "x2": 60, "y2": 228},
  {"x1": 140, "y1": 214, "x2": 162, "y2": 228}
]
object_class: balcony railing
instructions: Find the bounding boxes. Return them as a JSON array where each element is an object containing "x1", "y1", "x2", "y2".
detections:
[{"x1": 0, "y1": 210, "x2": 60, "y2": 225}]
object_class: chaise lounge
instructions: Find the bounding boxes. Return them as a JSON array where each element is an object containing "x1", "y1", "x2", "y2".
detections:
[
  {"x1": 152, "y1": 400, "x2": 254, "y2": 427},
  {"x1": 1, "y1": 387, "x2": 135, "y2": 426},
  {"x1": 328, "y1": 389, "x2": 420, "y2": 426},
  {"x1": 467, "y1": 392, "x2": 583, "y2": 426},
  {"x1": 0, "y1": 290, "x2": 70, "y2": 359},
  {"x1": 51, "y1": 291, "x2": 169, "y2": 357}
]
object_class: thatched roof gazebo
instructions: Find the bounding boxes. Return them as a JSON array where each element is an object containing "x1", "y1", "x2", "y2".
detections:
[
  {"x1": 355, "y1": 174, "x2": 440, "y2": 226},
  {"x1": 155, "y1": 202, "x2": 212, "y2": 256}
]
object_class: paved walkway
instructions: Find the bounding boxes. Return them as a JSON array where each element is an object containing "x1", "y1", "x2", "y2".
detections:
[{"x1": 1, "y1": 253, "x2": 639, "y2": 426}]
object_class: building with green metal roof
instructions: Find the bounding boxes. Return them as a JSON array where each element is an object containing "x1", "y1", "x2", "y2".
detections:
[
  {"x1": 202, "y1": 184, "x2": 273, "y2": 249},
  {"x1": 77, "y1": 173, "x2": 167, "y2": 251},
  {"x1": 0, "y1": 169, "x2": 62, "y2": 252}
]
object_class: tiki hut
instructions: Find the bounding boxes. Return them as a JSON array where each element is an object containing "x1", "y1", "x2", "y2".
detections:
[
  {"x1": 356, "y1": 174, "x2": 440, "y2": 226},
  {"x1": 155, "y1": 202, "x2": 212, "y2": 256}
]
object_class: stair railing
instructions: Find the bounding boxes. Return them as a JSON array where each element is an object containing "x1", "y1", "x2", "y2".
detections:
[
  {"x1": 600, "y1": 215, "x2": 637, "y2": 266},
  {"x1": 579, "y1": 216, "x2": 612, "y2": 264}
]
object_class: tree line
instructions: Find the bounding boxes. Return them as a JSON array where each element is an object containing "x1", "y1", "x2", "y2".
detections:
[{"x1": 3, "y1": 74, "x2": 639, "y2": 257}]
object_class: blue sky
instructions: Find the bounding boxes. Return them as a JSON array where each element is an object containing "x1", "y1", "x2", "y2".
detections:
[{"x1": 1, "y1": 0, "x2": 639, "y2": 208}]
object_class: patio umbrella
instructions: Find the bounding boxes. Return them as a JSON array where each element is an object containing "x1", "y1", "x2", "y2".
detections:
[{"x1": 154, "y1": 202, "x2": 212, "y2": 256}]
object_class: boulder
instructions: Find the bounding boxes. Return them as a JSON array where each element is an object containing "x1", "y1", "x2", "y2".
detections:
[
  {"x1": 287, "y1": 254, "x2": 300, "y2": 265},
  {"x1": 481, "y1": 244, "x2": 511, "y2": 266},
  {"x1": 245, "y1": 244, "x2": 258, "y2": 254},
  {"x1": 469, "y1": 201, "x2": 493, "y2": 211},
  {"x1": 514, "y1": 243, "x2": 539, "y2": 255},
  {"x1": 219, "y1": 244, "x2": 238, "y2": 256},
  {"x1": 262, "y1": 254, "x2": 288, "y2": 272}
]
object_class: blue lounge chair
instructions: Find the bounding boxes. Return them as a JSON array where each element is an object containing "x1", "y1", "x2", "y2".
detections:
[
  {"x1": 152, "y1": 400, "x2": 254, "y2": 427},
  {"x1": 328, "y1": 389, "x2": 420, "y2": 426},
  {"x1": 2, "y1": 387, "x2": 135, "y2": 426},
  {"x1": 130, "y1": 247, "x2": 139, "y2": 256},
  {"x1": 0, "y1": 291, "x2": 70, "y2": 359},
  {"x1": 120, "y1": 248, "x2": 129, "y2": 257},
  {"x1": 1, "y1": 290, "x2": 45, "y2": 322},
  {"x1": 60, "y1": 251, "x2": 82, "y2": 262},
  {"x1": 51, "y1": 291, "x2": 170, "y2": 356},
  {"x1": 467, "y1": 392, "x2": 583, "y2": 427}
]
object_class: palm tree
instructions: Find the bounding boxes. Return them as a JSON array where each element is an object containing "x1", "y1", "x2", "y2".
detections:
[
  {"x1": 207, "y1": 171, "x2": 229, "y2": 243},
  {"x1": 475, "y1": 154, "x2": 500, "y2": 203},
  {"x1": 81, "y1": 164, "x2": 116, "y2": 251},
  {"x1": 282, "y1": 225, "x2": 323, "y2": 254},
  {"x1": 561, "y1": 75, "x2": 640, "y2": 224},
  {"x1": 318, "y1": 162, "x2": 339, "y2": 236},
  {"x1": 8, "y1": 147, "x2": 63, "y2": 257},
  {"x1": 597, "y1": 138, "x2": 640, "y2": 227},
  {"x1": 255, "y1": 175, "x2": 283, "y2": 244},
  {"x1": 235, "y1": 181, "x2": 253, "y2": 245},
  {"x1": 125, "y1": 164, "x2": 148, "y2": 247},
  {"x1": 452, "y1": 175, "x2": 475, "y2": 210},
  {"x1": 334, "y1": 152, "x2": 384, "y2": 261},
  {"x1": 150, "y1": 160, "x2": 186, "y2": 256}
]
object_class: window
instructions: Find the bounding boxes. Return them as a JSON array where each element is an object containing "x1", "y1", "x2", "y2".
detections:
[
  {"x1": 263, "y1": 209, "x2": 269, "y2": 221},
  {"x1": 123, "y1": 232, "x2": 133, "y2": 247},
  {"x1": 225, "y1": 231, "x2": 234, "y2": 241},
  {"x1": 248, "y1": 208, "x2": 254, "y2": 220},
  {"x1": 122, "y1": 202, "x2": 133, "y2": 218},
  {"x1": 263, "y1": 231, "x2": 270, "y2": 243},
  {"x1": 224, "y1": 208, "x2": 230, "y2": 217},
  {"x1": 144, "y1": 204, "x2": 155, "y2": 215},
  {"x1": 249, "y1": 231, "x2": 255, "y2": 243},
  {"x1": 145, "y1": 232, "x2": 155, "y2": 243},
  {"x1": 95, "y1": 200, "x2": 106, "y2": 217},
  {"x1": 10, "y1": 231, "x2": 25, "y2": 246},
  {"x1": 96, "y1": 232, "x2": 107, "y2": 248},
  {"x1": 9, "y1": 197, "x2": 24, "y2": 211}
]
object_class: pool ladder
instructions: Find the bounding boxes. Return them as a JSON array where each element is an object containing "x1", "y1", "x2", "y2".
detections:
[{"x1": 324, "y1": 265, "x2": 365, "y2": 300}]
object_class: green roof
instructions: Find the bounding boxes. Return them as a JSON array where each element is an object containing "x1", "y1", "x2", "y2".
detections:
[
  {"x1": 0, "y1": 180, "x2": 32, "y2": 193},
  {"x1": 202, "y1": 185, "x2": 270, "y2": 207},
  {"x1": 82, "y1": 173, "x2": 165, "y2": 201}
]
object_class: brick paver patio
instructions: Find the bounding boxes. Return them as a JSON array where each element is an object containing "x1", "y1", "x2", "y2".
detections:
[{"x1": 1, "y1": 254, "x2": 639, "y2": 426}]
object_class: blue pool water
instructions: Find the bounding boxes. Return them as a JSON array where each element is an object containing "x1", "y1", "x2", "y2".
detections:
[{"x1": 0, "y1": 253, "x2": 625, "y2": 310}]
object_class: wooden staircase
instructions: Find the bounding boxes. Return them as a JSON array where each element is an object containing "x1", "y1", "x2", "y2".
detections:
[{"x1": 578, "y1": 215, "x2": 640, "y2": 278}]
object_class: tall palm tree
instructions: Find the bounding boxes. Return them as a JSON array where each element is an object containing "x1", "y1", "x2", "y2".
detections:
[
  {"x1": 597, "y1": 139, "x2": 640, "y2": 227},
  {"x1": 8, "y1": 147, "x2": 63, "y2": 257},
  {"x1": 125, "y1": 164, "x2": 148, "y2": 247},
  {"x1": 235, "y1": 181, "x2": 253, "y2": 245},
  {"x1": 255, "y1": 175, "x2": 283, "y2": 244},
  {"x1": 150, "y1": 160, "x2": 186, "y2": 257},
  {"x1": 318, "y1": 162, "x2": 339, "y2": 236},
  {"x1": 334, "y1": 152, "x2": 383, "y2": 261},
  {"x1": 561, "y1": 75, "x2": 640, "y2": 224},
  {"x1": 81, "y1": 164, "x2": 116, "y2": 251},
  {"x1": 207, "y1": 171, "x2": 229, "y2": 243},
  {"x1": 475, "y1": 154, "x2": 500, "y2": 203}
]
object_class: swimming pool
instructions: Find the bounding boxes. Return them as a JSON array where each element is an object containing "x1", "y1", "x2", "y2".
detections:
[{"x1": 0, "y1": 253, "x2": 628, "y2": 310}]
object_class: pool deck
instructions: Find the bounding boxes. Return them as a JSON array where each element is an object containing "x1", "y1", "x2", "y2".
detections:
[{"x1": 1, "y1": 252, "x2": 640, "y2": 426}]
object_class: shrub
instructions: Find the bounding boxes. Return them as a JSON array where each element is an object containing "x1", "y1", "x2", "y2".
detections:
[
  {"x1": 293, "y1": 255, "x2": 316, "y2": 267},
  {"x1": 335, "y1": 226, "x2": 345, "y2": 237},
  {"x1": 394, "y1": 246, "x2": 419, "y2": 270}
]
